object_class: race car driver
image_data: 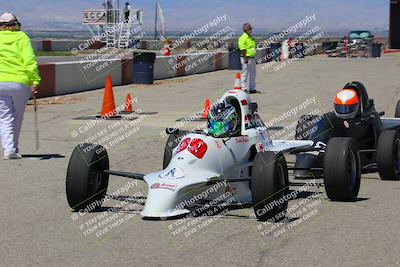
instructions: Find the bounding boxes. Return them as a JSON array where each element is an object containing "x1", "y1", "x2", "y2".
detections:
[
  {"x1": 207, "y1": 102, "x2": 241, "y2": 138},
  {"x1": 334, "y1": 89, "x2": 360, "y2": 119}
]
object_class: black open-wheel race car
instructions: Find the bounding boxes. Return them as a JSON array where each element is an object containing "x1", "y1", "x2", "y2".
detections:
[{"x1": 292, "y1": 81, "x2": 400, "y2": 201}]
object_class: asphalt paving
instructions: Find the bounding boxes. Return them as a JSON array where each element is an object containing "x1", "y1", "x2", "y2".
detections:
[{"x1": 1, "y1": 55, "x2": 400, "y2": 267}]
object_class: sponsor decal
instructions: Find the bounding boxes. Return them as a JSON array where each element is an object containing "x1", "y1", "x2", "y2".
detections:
[
  {"x1": 314, "y1": 141, "x2": 326, "y2": 149},
  {"x1": 159, "y1": 183, "x2": 177, "y2": 191},
  {"x1": 188, "y1": 139, "x2": 208, "y2": 159},
  {"x1": 344, "y1": 120, "x2": 350, "y2": 128},
  {"x1": 301, "y1": 141, "x2": 326, "y2": 156},
  {"x1": 215, "y1": 140, "x2": 222, "y2": 150},
  {"x1": 151, "y1": 183, "x2": 160, "y2": 189},
  {"x1": 175, "y1": 138, "x2": 208, "y2": 159},
  {"x1": 158, "y1": 167, "x2": 185, "y2": 179},
  {"x1": 257, "y1": 143, "x2": 265, "y2": 152},
  {"x1": 176, "y1": 138, "x2": 191, "y2": 155},
  {"x1": 236, "y1": 136, "x2": 249, "y2": 144},
  {"x1": 151, "y1": 182, "x2": 177, "y2": 191}
]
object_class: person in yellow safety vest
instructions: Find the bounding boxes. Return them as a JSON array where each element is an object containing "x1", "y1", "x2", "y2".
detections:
[
  {"x1": 0, "y1": 13, "x2": 41, "y2": 160},
  {"x1": 238, "y1": 22, "x2": 257, "y2": 94}
]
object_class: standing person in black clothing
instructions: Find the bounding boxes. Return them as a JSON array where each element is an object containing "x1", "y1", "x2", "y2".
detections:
[{"x1": 124, "y1": 2, "x2": 132, "y2": 22}]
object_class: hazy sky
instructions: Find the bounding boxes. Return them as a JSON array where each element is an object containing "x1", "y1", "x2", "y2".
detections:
[{"x1": 0, "y1": 0, "x2": 390, "y2": 31}]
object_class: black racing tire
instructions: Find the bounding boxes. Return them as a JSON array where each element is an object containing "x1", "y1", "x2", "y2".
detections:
[
  {"x1": 295, "y1": 114, "x2": 319, "y2": 140},
  {"x1": 395, "y1": 100, "x2": 400, "y2": 118},
  {"x1": 66, "y1": 143, "x2": 109, "y2": 211},
  {"x1": 163, "y1": 130, "x2": 189, "y2": 169},
  {"x1": 324, "y1": 138, "x2": 361, "y2": 201},
  {"x1": 377, "y1": 130, "x2": 400, "y2": 180},
  {"x1": 252, "y1": 152, "x2": 289, "y2": 221}
]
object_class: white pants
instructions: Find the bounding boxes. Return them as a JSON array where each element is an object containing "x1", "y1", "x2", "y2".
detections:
[
  {"x1": 0, "y1": 82, "x2": 31, "y2": 155},
  {"x1": 241, "y1": 57, "x2": 256, "y2": 92}
]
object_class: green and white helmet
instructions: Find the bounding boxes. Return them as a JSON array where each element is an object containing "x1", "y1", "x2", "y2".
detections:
[{"x1": 207, "y1": 102, "x2": 240, "y2": 138}]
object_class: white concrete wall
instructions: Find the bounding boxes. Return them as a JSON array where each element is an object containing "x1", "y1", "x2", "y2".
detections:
[
  {"x1": 51, "y1": 41, "x2": 80, "y2": 52},
  {"x1": 55, "y1": 60, "x2": 122, "y2": 95},
  {"x1": 31, "y1": 40, "x2": 43, "y2": 52},
  {"x1": 38, "y1": 50, "x2": 256, "y2": 97},
  {"x1": 154, "y1": 56, "x2": 176, "y2": 79}
]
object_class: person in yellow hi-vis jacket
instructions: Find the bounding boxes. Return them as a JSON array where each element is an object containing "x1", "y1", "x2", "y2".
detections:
[
  {"x1": 0, "y1": 13, "x2": 41, "y2": 160},
  {"x1": 238, "y1": 22, "x2": 256, "y2": 94}
]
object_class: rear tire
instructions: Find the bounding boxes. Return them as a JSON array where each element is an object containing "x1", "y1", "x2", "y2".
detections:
[
  {"x1": 163, "y1": 130, "x2": 189, "y2": 169},
  {"x1": 395, "y1": 100, "x2": 400, "y2": 118},
  {"x1": 377, "y1": 130, "x2": 400, "y2": 180},
  {"x1": 252, "y1": 152, "x2": 289, "y2": 221},
  {"x1": 324, "y1": 138, "x2": 361, "y2": 201},
  {"x1": 66, "y1": 143, "x2": 109, "y2": 211}
]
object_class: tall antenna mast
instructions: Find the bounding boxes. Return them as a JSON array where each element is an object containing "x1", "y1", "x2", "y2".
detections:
[{"x1": 154, "y1": 1, "x2": 158, "y2": 39}]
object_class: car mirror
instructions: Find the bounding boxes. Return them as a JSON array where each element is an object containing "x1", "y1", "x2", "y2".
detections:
[
  {"x1": 249, "y1": 102, "x2": 258, "y2": 112},
  {"x1": 166, "y1": 128, "x2": 179, "y2": 135}
]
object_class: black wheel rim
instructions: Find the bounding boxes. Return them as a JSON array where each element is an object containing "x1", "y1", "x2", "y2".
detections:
[{"x1": 89, "y1": 165, "x2": 104, "y2": 194}]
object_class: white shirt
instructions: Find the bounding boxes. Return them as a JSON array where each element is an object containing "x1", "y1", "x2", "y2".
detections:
[{"x1": 124, "y1": 4, "x2": 131, "y2": 13}]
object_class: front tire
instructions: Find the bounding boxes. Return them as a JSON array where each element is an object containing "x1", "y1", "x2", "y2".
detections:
[
  {"x1": 324, "y1": 138, "x2": 361, "y2": 201},
  {"x1": 395, "y1": 100, "x2": 400, "y2": 118},
  {"x1": 66, "y1": 143, "x2": 109, "y2": 211},
  {"x1": 251, "y1": 152, "x2": 289, "y2": 221},
  {"x1": 377, "y1": 130, "x2": 400, "y2": 180}
]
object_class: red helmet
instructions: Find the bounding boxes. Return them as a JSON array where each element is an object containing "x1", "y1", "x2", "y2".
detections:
[{"x1": 334, "y1": 89, "x2": 360, "y2": 118}]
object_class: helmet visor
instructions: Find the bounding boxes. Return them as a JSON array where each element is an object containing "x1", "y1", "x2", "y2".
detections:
[{"x1": 334, "y1": 104, "x2": 358, "y2": 114}]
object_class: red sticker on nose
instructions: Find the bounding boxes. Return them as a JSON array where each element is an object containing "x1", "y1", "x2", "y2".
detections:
[
  {"x1": 188, "y1": 139, "x2": 208, "y2": 159},
  {"x1": 176, "y1": 138, "x2": 191, "y2": 154}
]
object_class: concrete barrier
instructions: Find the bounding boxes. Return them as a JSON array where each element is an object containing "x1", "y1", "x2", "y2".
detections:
[
  {"x1": 29, "y1": 39, "x2": 320, "y2": 98},
  {"x1": 32, "y1": 40, "x2": 106, "y2": 52},
  {"x1": 36, "y1": 49, "x2": 267, "y2": 98},
  {"x1": 31, "y1": 40, "x2": 197, "y2": 52},
  {"x1": 32, "y1": 37, "x2": 368, "y2": 53}
]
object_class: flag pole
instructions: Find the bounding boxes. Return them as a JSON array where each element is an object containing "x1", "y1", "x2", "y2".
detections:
[{"x1": 154, "y1": 1, "x2": 158, "y2": 39}]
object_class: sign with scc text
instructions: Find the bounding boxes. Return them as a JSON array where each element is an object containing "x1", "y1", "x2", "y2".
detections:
[{"x1": 83, "y1": 10, "x2": 107, "y2": 25}]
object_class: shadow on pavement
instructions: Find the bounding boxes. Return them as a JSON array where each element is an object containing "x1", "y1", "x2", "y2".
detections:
[{"x1": 22, "y1": 154, "x2": 65, "y2": 160}]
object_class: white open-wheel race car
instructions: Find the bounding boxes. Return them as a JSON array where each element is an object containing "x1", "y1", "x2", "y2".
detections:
[{"x1": 66, "y1": 89, "x2": 363, "y2": 221}]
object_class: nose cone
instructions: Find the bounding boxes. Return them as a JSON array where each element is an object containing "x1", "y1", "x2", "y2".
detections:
[{"x1": 140, "y1": 172, "x2": 190, "y2": 218}]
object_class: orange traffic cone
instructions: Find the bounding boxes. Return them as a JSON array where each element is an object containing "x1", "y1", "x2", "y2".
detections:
[
  {"x1": 123, "y1": 93, "x2": 133, "y2": 113},
  {"x1": 202, "y1": 98, "x2": 211, "y2": 119},
  {"x1": 234, "y1": 73, "x2": 241, "y2": 90},
  {"x1": 100, "y1": 75, "x2": 119, "y2": 118}
]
